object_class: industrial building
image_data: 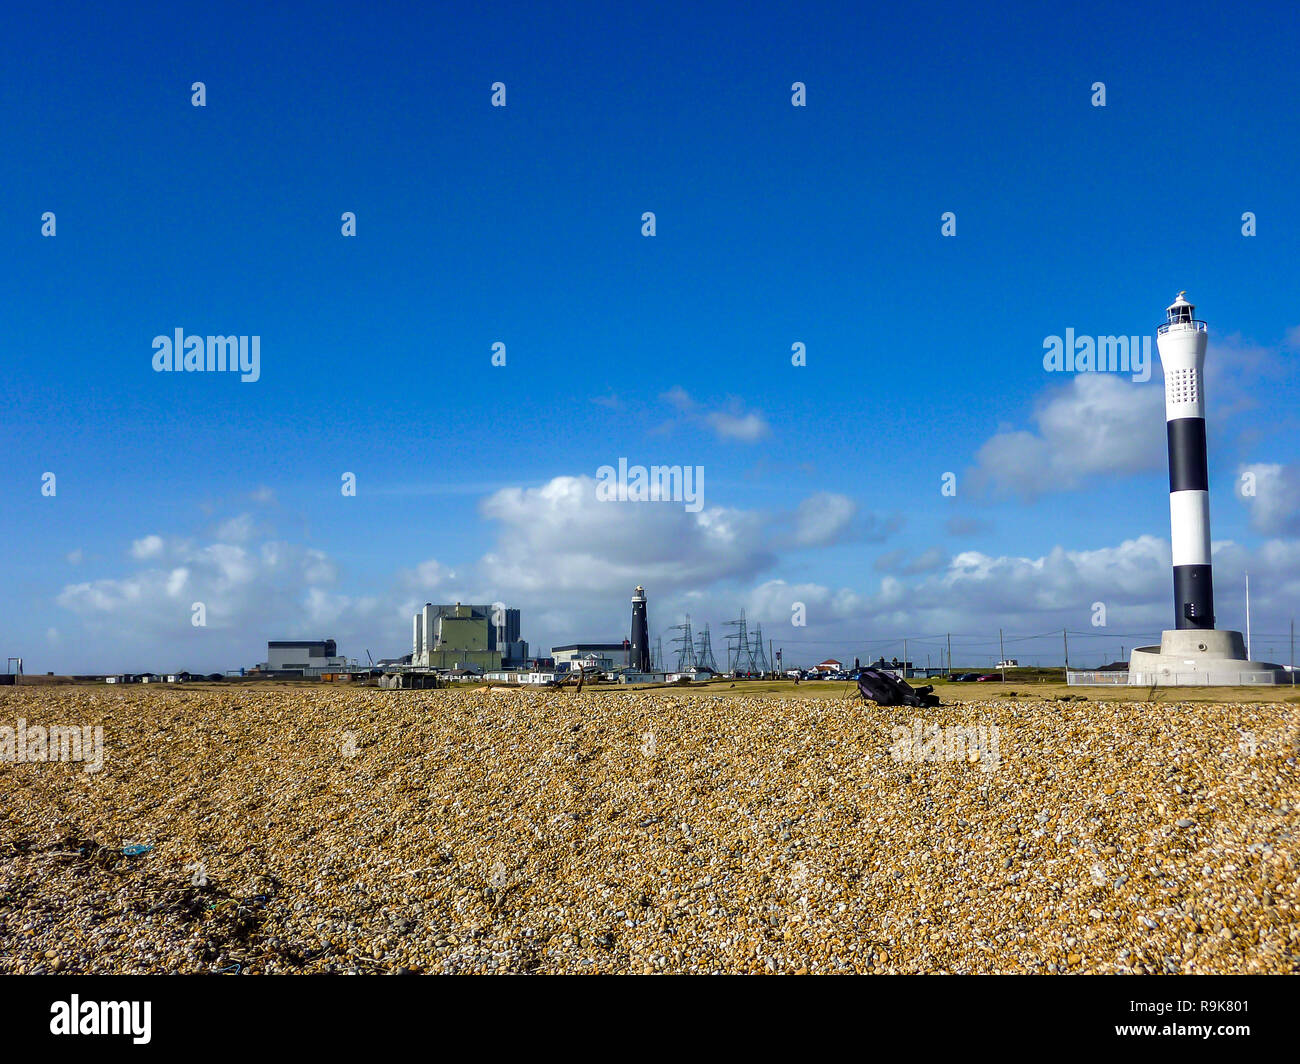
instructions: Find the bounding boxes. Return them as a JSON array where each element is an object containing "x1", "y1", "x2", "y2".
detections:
[
  {"x1": 410, "y1": 603, "x2": 528, "y2": 672},
  {"x1": 551, "y1": 642, "x2": 632, "y2": 671},
  {"x1": 264, "y1": 639, "x2": 347, "y2": 676}
]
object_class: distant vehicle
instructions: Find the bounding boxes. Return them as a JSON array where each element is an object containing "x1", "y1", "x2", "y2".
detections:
[
  {"x1": 955, "y1": 673, "x2": 980, "y2": 682},
  {"x1": 976, "y1": 674, "x2": 998, "y2": 681},
  {"x1": 784, "y1": 669, "x2": 802, "y2": 679}
]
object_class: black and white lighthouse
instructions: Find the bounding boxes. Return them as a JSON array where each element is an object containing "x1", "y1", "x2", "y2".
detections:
[
  {"x1": 1128, "y1": 293, "x2": 1285, "y2": 685},
  {"x1": 629, "y1": 585, "x2": 651, "y2": 671},
  {"x1": 1157, "y1": 292, "x2": 1215, "y2": 630}
]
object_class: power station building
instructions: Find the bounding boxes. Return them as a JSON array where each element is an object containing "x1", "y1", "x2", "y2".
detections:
[
  {"x1": 264, "y1": 639, "x2": 347, "y2": 675},
  {"x1": 410, "y1": 603, "x2": 528, "y2": 671},
  {"x1": 552, "y1": 642, "x2": 632, "y2": 671}
]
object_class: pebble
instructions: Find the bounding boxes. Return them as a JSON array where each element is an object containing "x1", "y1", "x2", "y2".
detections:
[{"x1": 1, "y1": 684, "x2": 1297, "y2": 974}]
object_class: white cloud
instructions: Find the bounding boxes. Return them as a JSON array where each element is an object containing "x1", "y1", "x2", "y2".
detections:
[
  {"x1": 759, "y1": 536, "x2": 1173, "y2": 642},
  {"x1": 791, "y1": 492, "x2": 857, "y2": 547},
  {"x1": 970, "y1": 374, "x2": 1164, "y2": 499},
  {"x1": 1237, "y1": 463, "x2": 1300, "y2": 535},
  {"x1": 744, "y1": 579, "x2": 865, "y2": 626},
  {"x1": 398, "y1": 559, "x2": 455, "y2": 592},
  {"x1": 164, "y1": 567, "x2": 189, "y2": 597},
  {"x1": 968, "y1": 331, "x2": 1293, "y2": 501},
  {"x1": 65, "y1": 548, "x2": 83, "y2": 565},
  {"x1": 130, "y1": 535, "x2": 165, "y2": 559},
  {"x1": 662, "y1": 386, "x2": 695, "y2": 412},
  {"x1": 658, "y1": 387, "x2": 771, "y2": 443},
  {"x1": 216, "y1": 513, "x2": 256, "y2": 543},
  {"x1": 302, "y1": 587, "x2": 379, "y2": 628},
  {"x1": 903, "y1": 546, "x2": 948, "y2": 574},
  {"x1": 477, "y1": 475, "x2": 773, "y2": 593},
  {"x1": 705, "y1": 410, "x2": 770, "y2": 442},
  {"x1": 873, "y1": 548, "x2": 906, "y2": 573},
  {"x1": 59, "y1": 533, "x2": 356, "y2": 646}
]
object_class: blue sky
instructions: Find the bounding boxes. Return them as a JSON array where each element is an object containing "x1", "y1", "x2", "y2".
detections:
[{"x1": 3, "y1": 0, "x2": 1299, "y2": 673}]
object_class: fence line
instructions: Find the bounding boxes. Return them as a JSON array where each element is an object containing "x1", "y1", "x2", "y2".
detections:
[{"x1": 1067, "y1": 670, "x2": 1297, "y2": 687}]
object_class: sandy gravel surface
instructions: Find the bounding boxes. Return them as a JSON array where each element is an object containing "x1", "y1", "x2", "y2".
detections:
[{"x1": 2, "y1": 685, "x2": 1297, "y2": 974}]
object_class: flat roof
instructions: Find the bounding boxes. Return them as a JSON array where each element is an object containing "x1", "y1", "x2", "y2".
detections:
[{"x1": 552, "y1": 643, "x2": 626, "y2": 652}]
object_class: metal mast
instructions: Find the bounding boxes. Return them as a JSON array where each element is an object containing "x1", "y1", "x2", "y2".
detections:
[
  {"x1": 724, "y1": 610, "x2": 756, "y2": 674},
  {"x1": 670, "y1": 615, "x2": 698, "y2": 672},
  {"x1": 749, "y1": 623, "x2": 770, "y2": 674},
  {"x1": 695, "y1": 622, "x2": 720, "y2": 672}
]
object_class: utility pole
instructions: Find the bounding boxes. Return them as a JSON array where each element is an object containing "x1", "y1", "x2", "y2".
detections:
[
  {"x1": 1063, "y1": 629, "x2": 1070, "y2": 673},
  {"x1": 947, "y1": 632, "x2": 952, "y2": 678},
  {"x1": 999, "y1": 629, "x2": 1005, "y2": 682},
  {"x1": 769, "y1": 639, "x2": 775, "y2": 679},
  {"x1": 1245, "y1": 572, "x2": 1252, "y2": 660}
]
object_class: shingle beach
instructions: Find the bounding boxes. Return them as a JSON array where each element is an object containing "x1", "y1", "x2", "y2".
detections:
[{"x1": 2, "y1": 685, "x2": 1297, "y2": 974}]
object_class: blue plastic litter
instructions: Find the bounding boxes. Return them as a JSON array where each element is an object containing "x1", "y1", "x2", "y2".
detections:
[{"x1": 121, "y1": 844, "x2": 153, "y2": 856}]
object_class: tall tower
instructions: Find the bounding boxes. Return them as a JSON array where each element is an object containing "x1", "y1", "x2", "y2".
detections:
[
  {"x1": 629, "y1": 586, "x2": 651, "y2": 671},
  {"x1": 695, "y1": 623, "x2": 720, "y2": 672},
  {"x1": 670, "y1": 615, "x2": 698, "y2": 671},
  {"x1": 1129, "y1": 292, "x2": 1285, "y2": 686},
  {"x1": 1157, "y1": 292, "x2": 1214, "y2": 629}
]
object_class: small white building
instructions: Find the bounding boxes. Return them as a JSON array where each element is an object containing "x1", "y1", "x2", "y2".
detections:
[
  {"x1": 619, "y1": 671, "x2": 671, "y2": 684},
  {"x1": 667, "y1": 666, "x2": 715, "y2": 683}
]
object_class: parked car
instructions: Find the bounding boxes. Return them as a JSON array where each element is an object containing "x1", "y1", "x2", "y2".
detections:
[
  {"x1": 954, "y1": 673, "x2": 980, "y2": 682},
  {"x1": 976, "y1": 674, "x2": 998, "y2": 681}
]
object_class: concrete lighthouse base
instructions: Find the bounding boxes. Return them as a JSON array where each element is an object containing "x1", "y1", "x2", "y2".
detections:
[{"x1": 1128, "y1": 629, "x2": 1288, "y2": 685}]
